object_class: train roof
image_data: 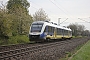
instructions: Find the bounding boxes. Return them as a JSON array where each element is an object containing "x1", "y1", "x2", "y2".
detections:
[{"x1": 32, "y1": 21, "x2": 72, "y2": 31}]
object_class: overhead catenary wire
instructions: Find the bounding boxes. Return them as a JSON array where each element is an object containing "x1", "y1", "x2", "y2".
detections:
[
  {"x1": 53, "y1": 0, "x2": 75, "y2": 18},
  {"x1": 50, "y1": 0, "x2": 90, "y2": 23},
  {"x1": 60, "y1": 18, "x2": 68, "y2": 24},
  {"x1": 49, "y1": 0, "x2": 76, "y2": 24},
  {"x1": 78, "y1": 18, "x2": 90, "y2": 23},
  {"x1": 49, "y1": 0, "x2": 72, "y2": 18}
]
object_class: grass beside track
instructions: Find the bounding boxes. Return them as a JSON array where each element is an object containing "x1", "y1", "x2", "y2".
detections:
[{"x1": 69, "y1": 40, "x2": 90, "y2": 60}]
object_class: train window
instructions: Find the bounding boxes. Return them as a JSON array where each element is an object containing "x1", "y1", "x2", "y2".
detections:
[
  {"x1": 69, "y1": 31, "x2": 72, "y2": 35},
  {"x1": 31, "y1": 23, "x2": 43, "y2": 32},
  {"x1": 57, "y1": 28, "x2": 59, "y2": 35},
  {"x1": 44, "y1": 26, "x2": 48, "y2": 32},
  {"x1": 64, "y1": 30, "x2": 67, "y2": 35},
  {"x1": 62, "y1": 29, "x2": 64, "y2": 35},
  {"x1": 52, "y1": 27, "x2": 54, "y2": 33},
  {"x1": 64, "y1": 30, "x2": 68, "y2": 35},
  {"x1": 57, "y1": 28, "x2": 63, "y2": 35},
  {"x1": 44, "y1": 25, "x2": 55, "y2": 35},
  {"x1": 48, "y1": 26, "x2": 53, "y2": 35},
  {"x1": 48, "y1": 26, "x2": 51, "y2": 32}
]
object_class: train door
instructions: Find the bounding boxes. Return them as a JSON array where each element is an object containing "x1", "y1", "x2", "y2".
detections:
[{"x1": 54, "y1": 27, "x2": 57, "y2": 39}]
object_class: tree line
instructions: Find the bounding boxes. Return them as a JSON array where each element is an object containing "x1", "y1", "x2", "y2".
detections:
[{"x1": 67, "y1": 23, "x2": 90, "y2": 37}]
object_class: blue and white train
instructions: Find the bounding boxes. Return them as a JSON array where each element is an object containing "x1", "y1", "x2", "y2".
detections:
[{"x1": 29, "y1": 21, "x2": 72, "y2": 42}]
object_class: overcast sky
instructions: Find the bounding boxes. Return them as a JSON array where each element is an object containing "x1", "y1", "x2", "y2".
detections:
[{"x1": 0, "y1": 0, "x2": 90, "y2": 30}]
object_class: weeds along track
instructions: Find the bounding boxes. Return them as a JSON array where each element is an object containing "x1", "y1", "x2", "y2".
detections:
[{"x1": 0, "y1": 37, "x2": 90, "y2": 60}]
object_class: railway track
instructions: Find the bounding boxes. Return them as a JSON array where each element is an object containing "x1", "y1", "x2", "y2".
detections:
[
  {"x1": 0, "y1": 43, "x2": 38, "y2": 52},
  {"x1": 0, "y1": 40, "x2": 69, "y2": 59},
  {"x1": 0, "y1": 37, "x2": 89, "y2": 60}
]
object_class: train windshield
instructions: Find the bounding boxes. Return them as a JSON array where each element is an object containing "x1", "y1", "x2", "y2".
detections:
[{"x1": 31, "y1": 23, "x2": 43, "y2": 32}]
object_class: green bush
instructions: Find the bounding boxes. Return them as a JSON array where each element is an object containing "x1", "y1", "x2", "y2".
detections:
[
  {"x1": 0, "y1": 35, "x2": 30, "y2": 45},
  {"x1": 8, "y1": 35, "x2": 30, "y2": 44}
]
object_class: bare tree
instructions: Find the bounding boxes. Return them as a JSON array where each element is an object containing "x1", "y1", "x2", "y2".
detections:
[
  {"x1": 82, "y1": 30, "x2": 90, "y2": 36},
  {"x1": 33, "y1": 8, "x2": 50, "y2": 21},
  {"x1": 77, "y1": 24, "x2": 85, "y2": 35},
  {"x1": 67, "y1": 23, "x2": 85, "y2": 36}
]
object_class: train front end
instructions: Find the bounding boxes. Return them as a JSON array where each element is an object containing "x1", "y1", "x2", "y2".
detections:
[{"x1": 29, "y1": 21, "x2": 46, "y2": 42}]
